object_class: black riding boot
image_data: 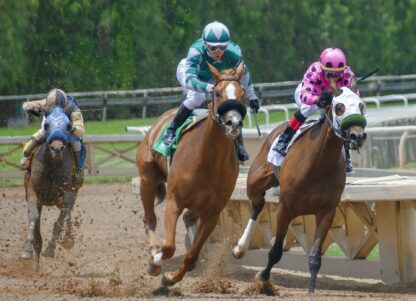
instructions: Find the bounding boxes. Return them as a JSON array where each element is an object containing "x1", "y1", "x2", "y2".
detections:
[
  {"x1": 20, "y1": 137, "x2": 44, "y2": 170},
  {"x1": 72, "y1": 150, "x2": 84, "y2": 186},
  {"x1": 344, "y1": 143, "x2": 354, "y2": 174},
  {"x1": 273, "y1": 126, "x2": 296, "y2": 156},
  {"x1": 163, "y1": 104, "x2": 193, "y2": 146},
  {"x1": 236, "y1": 131, "x2": 249, "y2": 161}
]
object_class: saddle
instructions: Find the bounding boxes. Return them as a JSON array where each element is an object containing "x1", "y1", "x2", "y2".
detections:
[
  {"x1": 268, "y1": 118, "x2": 321, "y2": 167},
  {"x1": 152, "y1": 109, "x2": 210, "y2": 157}
]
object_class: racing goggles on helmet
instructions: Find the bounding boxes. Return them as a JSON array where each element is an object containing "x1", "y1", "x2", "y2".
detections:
[{"x1": 206, "y1": 43, "x2": 228, "y2": 52}]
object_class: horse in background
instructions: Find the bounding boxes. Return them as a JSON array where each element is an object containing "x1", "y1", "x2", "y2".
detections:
[
  {"x1": 21, "y1": 106, "x2": 83, "y2": 271},
  {"x1": 136, "y1": 62, "x2": 247, "y2": 286},
  {"x1": 232, "y1": 81, "x2": 367, "y2": 293}
]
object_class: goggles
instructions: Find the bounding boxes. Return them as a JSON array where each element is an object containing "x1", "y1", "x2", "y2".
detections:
[
  {"x1": 206, "y1": 44, "x2": 228, "y2": 52},
  {"x1": 325, "y1": 71, "x2": 343, "y2": 78}
]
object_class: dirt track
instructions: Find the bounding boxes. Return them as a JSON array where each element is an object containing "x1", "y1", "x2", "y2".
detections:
[{"x1": 1, "y1": 182, "x2": 415, "y2": 300}]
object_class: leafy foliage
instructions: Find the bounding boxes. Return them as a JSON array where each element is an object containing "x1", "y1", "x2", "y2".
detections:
[{"x1": 0, "y1": 0, "x2": 415, "y2": 95}]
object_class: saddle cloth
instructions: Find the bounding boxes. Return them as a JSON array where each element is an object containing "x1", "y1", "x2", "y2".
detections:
[
  {"x1": 267, "y1": 119, "x2": 320, "y2": 167},
  {"x1": 152, "y1": 109, "x2": 209, "y2": 157}
]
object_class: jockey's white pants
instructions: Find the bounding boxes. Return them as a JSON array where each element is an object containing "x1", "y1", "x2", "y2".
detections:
[
  {"x1": 294, "y1": 83, "x2": 319, "y2": 118},
  {"x1": 176, "y1": 59, "x2": 207, "y2": 110}
]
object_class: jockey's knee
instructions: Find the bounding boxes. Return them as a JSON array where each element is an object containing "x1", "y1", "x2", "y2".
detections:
[{"x1": 70, "y1": 139, "x2": 81, "y2": 152}]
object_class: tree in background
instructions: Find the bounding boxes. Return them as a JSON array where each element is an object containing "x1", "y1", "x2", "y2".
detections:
[{"x1": 0, "y1": 0, "x2": 415, "y2": 95}]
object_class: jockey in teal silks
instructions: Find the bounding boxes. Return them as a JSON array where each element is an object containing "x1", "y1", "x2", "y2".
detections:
[
  {"x1": 273, "y1": 48, "x2": 360, "y2": 174},
  {"x1": 162, "y1": 21, "x2": 260, "y2": 161}
]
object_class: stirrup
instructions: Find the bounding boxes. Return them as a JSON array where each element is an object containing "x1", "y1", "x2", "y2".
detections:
[
  {"x1": 162, "y1": 132, "x2": 176, "y2": 146},
  {"x1": 273, "y1": 142, "x2": 288, "y2": 156}
]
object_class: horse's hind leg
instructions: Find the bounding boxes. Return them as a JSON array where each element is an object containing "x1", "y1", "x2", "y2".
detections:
[
  {"x1": 162, "y1": 213, "x2": 219, "y2": 286},
  {"x1": 256, "y1": 203, "x2": 291, "y2": 290},
  {"x1": 140, "y1": 174, "x2": 165, "y2": 276},
  {"x1": 233, "y1": 162, "x2": 277, "y2": 259},
  {"x1": 308, "y1": 208, "x2": 336, "y2": 294}
]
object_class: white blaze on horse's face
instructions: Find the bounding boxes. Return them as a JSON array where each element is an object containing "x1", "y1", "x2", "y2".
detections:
[
  {"x1": 224, "y1": 110, "x2": 242, "y2": 138},
  {"x1": 225, "y1": 83, "x2": 237, "y2": 100}
]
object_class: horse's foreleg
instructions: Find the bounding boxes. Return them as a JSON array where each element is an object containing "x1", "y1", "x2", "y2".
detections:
[
  {"x1": 32, "y1": 204, "x2": 43, "y2": 272},
  {"x1": 60, "y1": 190, "x2": 77, "y2": 250},
  {"x1": 44, "y1": 210, "x2": 65, "y2": 257},
  {"x1": 308, "y1": 209, "x2": 336, "y2": 294},
  {"x1": 183, "y1": 210, "x2": 198, "y2": 250},
  {"x1": 256, "y1": 204, "x2": 291, "y2": 284},
  {"x1": 162, "y1": 214, "x2": 219, "y2": 287},
  {"x1": 233, "y1": 165, "x2": 276, "y2": 259},
  {"x1": 21, "y1": 186, "x2": 39, "y2": 262}
]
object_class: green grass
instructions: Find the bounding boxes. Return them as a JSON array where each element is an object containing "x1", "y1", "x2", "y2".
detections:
[{"x1": 325, "y1": 243, "x2": 379, "y2": 260}]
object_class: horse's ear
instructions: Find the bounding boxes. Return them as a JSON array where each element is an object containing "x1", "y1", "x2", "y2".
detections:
[
  {"x1": 207, "y1": 62, "x2": 221, "y2": 79},
  {"x1": 350, "y1": 77, "x2": 358, "y2": 93},
  {"x1": 328, "y1": 77, "x2": 340, "y2": 96},
  {"x1": 235, "y1": 62, "x2": 244, "y2": 80}
]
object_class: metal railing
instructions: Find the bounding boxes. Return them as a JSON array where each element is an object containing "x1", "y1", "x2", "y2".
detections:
[{"x1": 2, "y1": 74, "x2": 416, "y2": 122}]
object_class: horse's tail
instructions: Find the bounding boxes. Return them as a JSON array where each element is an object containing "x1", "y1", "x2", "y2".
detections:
[{"x1": 155, "y1": 182, "x2": 166, "y2": 205}]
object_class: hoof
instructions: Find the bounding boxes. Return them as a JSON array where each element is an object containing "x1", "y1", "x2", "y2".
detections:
[
  {"x1": 254, "y1": 272, "x2": 276, "y2": 296},
  {"x1": 43, "y1": 246, "x2": 55, "y2": 258},
  {"x1": 231, "y1": 245, "x2": 245, "y2": 259},
  {"x1": 60, "y1": 236, "x2": 75, "y2": 250},
  {"x1": 147, "y1": 261, "x2": 161, "y2": 277},
  {"x1": 161, "y1": 272, "x2": 177, "y2": 287},
  {"x1": 21, "y1": 250, "x2": 33, "y2": 260}
]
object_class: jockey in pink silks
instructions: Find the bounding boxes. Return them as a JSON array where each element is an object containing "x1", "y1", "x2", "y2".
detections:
[{"x1": 273, "y1": 47, "x2": 360, "y2": 174}]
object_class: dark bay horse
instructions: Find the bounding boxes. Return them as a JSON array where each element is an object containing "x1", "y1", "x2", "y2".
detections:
[
  {"x1": 136, "y1": 62, "x2": 247, "y2": 286},
  {"x1": 232, "y1": 83, "x2": 367, "y2": 293},
  {"x1": 21, "y1": 106, "x2": 83, "y2": 271}
]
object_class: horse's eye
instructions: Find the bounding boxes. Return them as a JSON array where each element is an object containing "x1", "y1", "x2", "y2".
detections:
[
  {"x1": 335, "y1": 103, "x2": 345, "y2": 116},
  {"x1": 359, "y1": 102, "x2": 366, "y2": 115},
  {"x1": 215, "y1": 91, "x2": 222, "y2": 98},
  {"x1": 225, "y1": 120, "x2": 233, "y2": 126}
]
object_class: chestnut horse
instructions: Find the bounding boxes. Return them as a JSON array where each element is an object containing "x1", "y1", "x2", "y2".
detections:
[
  {"x1": 21, "y1": 106, "x2": 83, "y2": 271},
  {"x1": 232, "y1": 82, "x2": 367, "y2": 293},
  {"x1": 136, "y1": 62, "x2": 247, "y2": 286}
]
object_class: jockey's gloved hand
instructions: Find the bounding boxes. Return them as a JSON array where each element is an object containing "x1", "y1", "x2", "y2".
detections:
[
  {"x1": 28, "y1": 107, "x2": 43, "y2": 117},
  {"x1": 249, "y1": 98, "x2": 260, "y2": 113},
  {"x1": 315, "y1": 91, "x2": 333, "y2": 108},
  {"x1": 206, "y1": 84, "x2": 214, "y2": 94}
]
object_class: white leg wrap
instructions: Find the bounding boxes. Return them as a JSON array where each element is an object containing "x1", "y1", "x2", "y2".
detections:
[
  {"x1": 236, "y1": 218, "x2": 256, "y2": 252},
  {"x1": 153, "y1": 252, "x2": 163, "y2": 266},
  {"x1": 187, "y1": 225, "x2": 197, "y2": 245}
]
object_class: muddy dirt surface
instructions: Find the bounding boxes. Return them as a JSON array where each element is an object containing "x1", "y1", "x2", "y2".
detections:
[{"x1": 1, "y1": 182, "x2": 415, "y2": 300}]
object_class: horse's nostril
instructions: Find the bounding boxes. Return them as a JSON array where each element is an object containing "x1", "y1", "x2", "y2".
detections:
[{"x1": 362, "y1": 133, "x2": 367, "y2": 141}]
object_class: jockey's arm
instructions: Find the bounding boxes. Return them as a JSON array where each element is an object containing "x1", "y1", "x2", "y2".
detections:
[
  {"x1": 344, "y1": 67, "x2": 360, "y2": 96},
  {"x1": 22, "y1": 98, "x2": 47, "y2": 116},
  {"x1": 70, "y1": 108, "x2": 85, "y2": 138},
  {"x1": 239, "y1": 64, "x2": 258, "y2": 101},
  {"x1": 184, "y1": 49, "x2": 214, "y2": 93}
]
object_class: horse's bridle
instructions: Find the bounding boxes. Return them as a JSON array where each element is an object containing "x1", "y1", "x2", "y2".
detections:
[
  {"x1": 209, "y1": 77, "x2": 245, "y2": 127},
  {"x1": 323, "y1": 105, "x2": 350, "y2": 143}
]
